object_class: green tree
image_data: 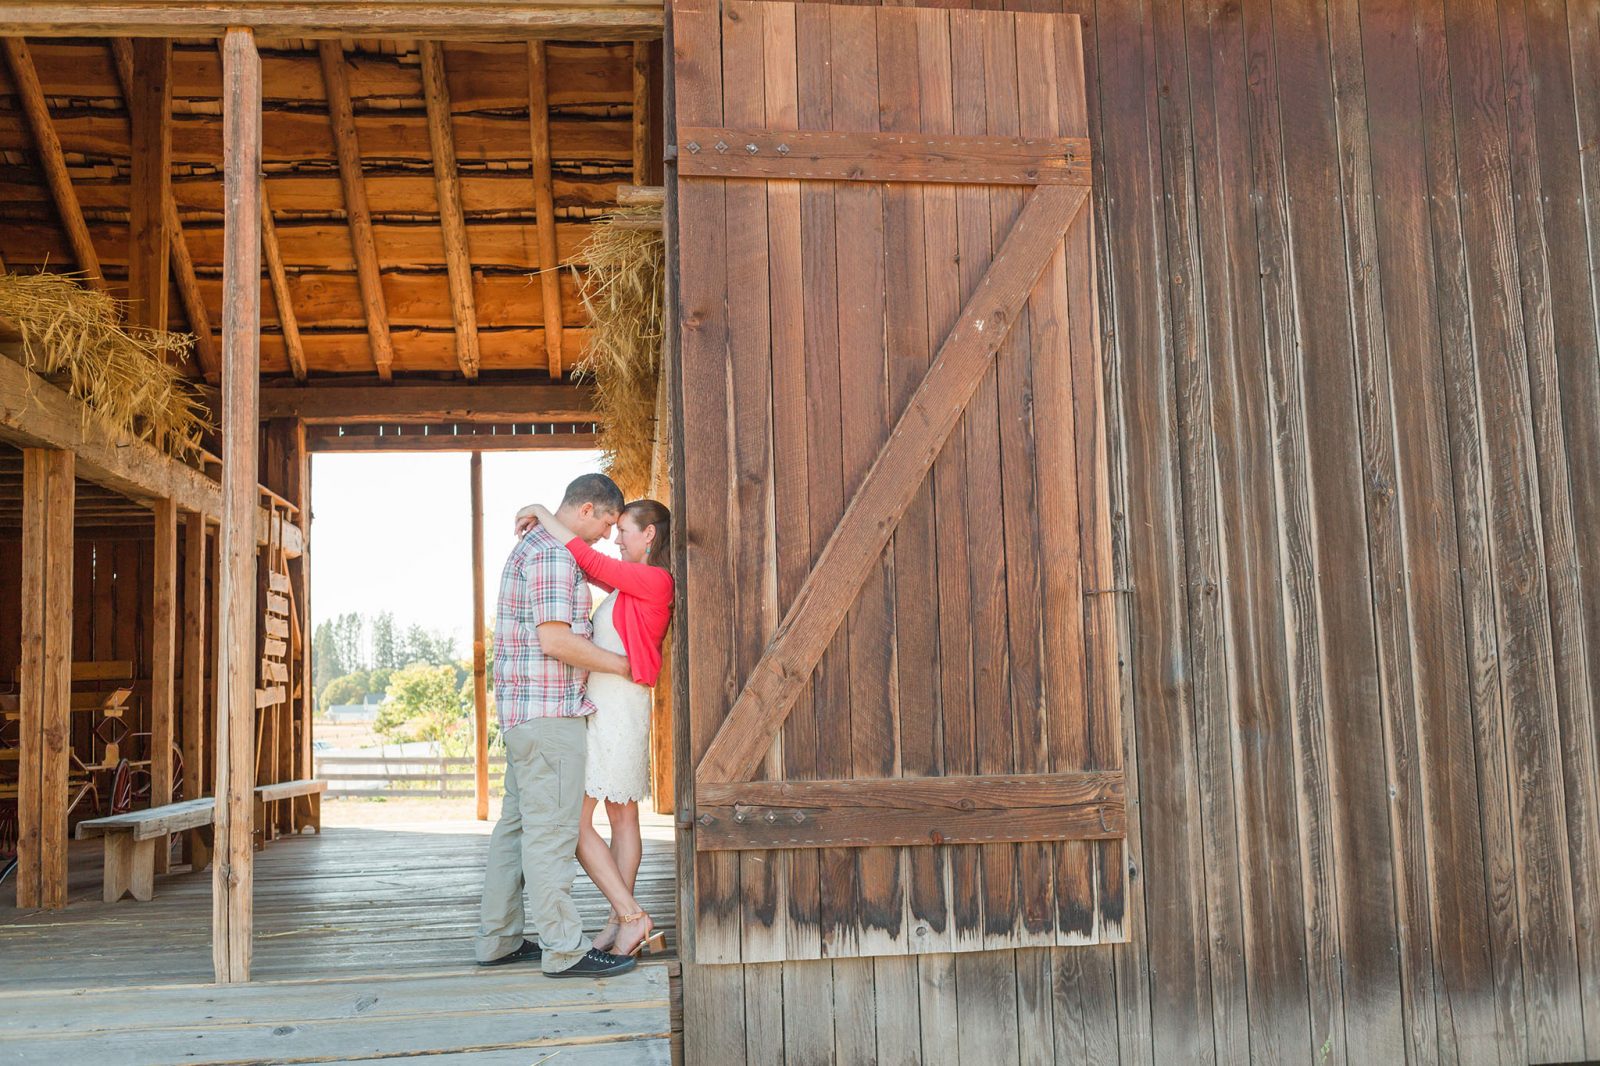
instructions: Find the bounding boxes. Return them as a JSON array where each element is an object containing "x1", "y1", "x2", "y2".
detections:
[
  {"x1": 312, "y1": 621, "x2": 344, "y2": 702},
  {"x1": 371, "y1": 611, "x2": 398, "y2": 670},
  {"x1": 398, "y1": 623, "x2": 457, "y2": 667},
  {"x1": 331, "y1": 612, "x2": 366, "y2": 674},
  {"x1": 376, "y1": 662, "x2": 472, "y2": 752},
  {"x1": 319, "y1": 670, "x2": 371, "y2": 712}
]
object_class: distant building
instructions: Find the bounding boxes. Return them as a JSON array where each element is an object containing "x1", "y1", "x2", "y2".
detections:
[{"x1": 324, "y1": 696, "x2": 381, "y2": 724}]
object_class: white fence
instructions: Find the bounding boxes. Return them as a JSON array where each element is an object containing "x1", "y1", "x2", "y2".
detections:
[{"x1": 314, "y1": 754, "x2": 504, "y2": 799}]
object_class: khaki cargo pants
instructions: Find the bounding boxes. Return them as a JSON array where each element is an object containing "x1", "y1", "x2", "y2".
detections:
[{"x1": 474, "y1": 717, "x2": 593, "y2": 973}]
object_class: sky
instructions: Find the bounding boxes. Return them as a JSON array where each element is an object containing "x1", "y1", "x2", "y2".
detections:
[{"x1": 308, "y1": 449, "x2": 605, "y2": 659}]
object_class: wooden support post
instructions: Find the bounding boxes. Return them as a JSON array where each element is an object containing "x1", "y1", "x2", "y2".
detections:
[
  {"x1": 651, "y1": 635, "x2": 674, "y2": 816},
  {"x1": 296, "y1": 450, "x2": 312, "y2": 822},
  {"x1": 319, "y1": 40, "x2": 395, "y2": 381},
  {"x1": 214, "y1": 26, "x2": 261, "y2": 984},
  {"x1": 181, "y1": 510, "x2": 207, "y2": 865},
  {"x1": 17, "y1": 448, "x2": 73, "y2": 910},
  {"x1": 127, "y1": 38, "x2": 170, "y2": 348},
  {"x1": 526, "y1": 43, "x2": 565, "y2": 378},
  {"x1": 647, "y1": 328, "x2": 671, "y2": 816},
  {"x1": 2, "y1": 38, "x2": 104, "y2": 290},
  {"x1": 471, "y1": 451, "x2": 489, "y2": 820},
  {"x1": 112, "y1": 39, "x2": 218, "y2": 380},
  {"x1": 420, "y1": 41, "x2": 482, "y2": 380},
  {"x1": 150, "y1": 498, "x2": 178, "y2": 874}
]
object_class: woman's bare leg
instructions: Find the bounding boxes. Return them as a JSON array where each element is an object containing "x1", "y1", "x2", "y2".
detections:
[
  {"x1": 604, "y1": 799, "x2": 642, "y2": 895},
  {"x1": 576, "y1": 794, "x2": 640, "y2": 950}
]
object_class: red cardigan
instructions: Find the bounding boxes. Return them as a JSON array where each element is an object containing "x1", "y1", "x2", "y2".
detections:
[{"x1": 565, "y1": 537, "x2": 674, "y2": 687}]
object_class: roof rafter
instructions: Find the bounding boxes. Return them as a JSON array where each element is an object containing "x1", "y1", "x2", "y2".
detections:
[
  {"x1": 319, "y1": 40, "x2": 395, "y2": 382},
  {"x1": 111, "y1": 39, "x2": 219, "y2": 380},
  {"x1": 527, "y1": 42, "x2": 565, "y2": 379},
  {"x1": 3, "y1": 37, "x2": 105, "y2": 290},
  {"x1": 259, "y1": 183, "x2": 307, "y2": 382},
  {"x1": 419, "y1": 41, "x2": 482, "y2": 380}
]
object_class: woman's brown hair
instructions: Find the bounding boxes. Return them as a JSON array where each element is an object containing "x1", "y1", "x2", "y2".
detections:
[{"x1": 627, "y1": 499, "x2": 671, "y2": 571}]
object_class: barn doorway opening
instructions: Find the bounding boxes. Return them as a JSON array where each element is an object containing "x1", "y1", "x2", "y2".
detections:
[{"x1": 299, "y1": 446, "x2": 680, "y2": 973}]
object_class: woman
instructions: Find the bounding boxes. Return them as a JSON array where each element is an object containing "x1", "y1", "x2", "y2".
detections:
[{"x1": 517, "y1": 498, "x2": 672, "y2": 958}]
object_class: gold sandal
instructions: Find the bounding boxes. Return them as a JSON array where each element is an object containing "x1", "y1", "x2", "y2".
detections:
[{"x1": 615, "y1": 911, "x2": 666, "y2": 957}]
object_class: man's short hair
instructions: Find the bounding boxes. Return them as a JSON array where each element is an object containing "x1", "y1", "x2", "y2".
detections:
[{"x1": 561, "y1": 473, "x2": 625, "y2": 515}]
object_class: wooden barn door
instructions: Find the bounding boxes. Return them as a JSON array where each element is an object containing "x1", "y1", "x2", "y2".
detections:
[{"x1": 673, "y1": 0, "x2": 1123, "y2": 964}]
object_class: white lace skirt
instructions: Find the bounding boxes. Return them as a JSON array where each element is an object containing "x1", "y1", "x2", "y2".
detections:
[{"x1": 584, "y1": 593, "x2": 652, "y2": 804}]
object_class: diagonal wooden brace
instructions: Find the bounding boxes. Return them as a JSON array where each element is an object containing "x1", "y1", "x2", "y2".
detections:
[{"x1": 694, "y1": 183, "x2": 1090, "y2": 787}]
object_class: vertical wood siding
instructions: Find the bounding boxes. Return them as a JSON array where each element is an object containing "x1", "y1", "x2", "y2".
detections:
[{"x1": 679, "y1": 0, "x2": 1600, "y2": 1060}]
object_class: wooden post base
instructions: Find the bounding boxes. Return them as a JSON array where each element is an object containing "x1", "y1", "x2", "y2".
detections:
[{"x1": 102, "y1": 834, "x2": 155, "y2": 902}]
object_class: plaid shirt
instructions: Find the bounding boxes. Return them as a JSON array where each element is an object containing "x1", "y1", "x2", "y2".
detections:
[{"x1": 493, "y1": 524, "x2": 597, "y2": 728}]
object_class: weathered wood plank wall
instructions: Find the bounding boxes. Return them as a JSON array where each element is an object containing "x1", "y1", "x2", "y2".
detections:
[{"x1": 680, "y1": 0, "x2": 1600, "y2": 1061}]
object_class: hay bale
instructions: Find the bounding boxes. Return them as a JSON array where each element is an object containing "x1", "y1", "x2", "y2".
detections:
[
  {"x1": 0, "y1": 271, "x2": 209, "y2": 456},
  {"x1": 574, "y1": 207, "x2": 665, "y2": 500}
]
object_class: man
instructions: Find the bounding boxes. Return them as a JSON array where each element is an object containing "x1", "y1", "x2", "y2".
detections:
[{"x1": 475, "y1": 473, "x2": 637, "y2": 978}]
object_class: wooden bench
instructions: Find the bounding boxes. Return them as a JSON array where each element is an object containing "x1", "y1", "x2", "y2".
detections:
[
  {"x1": 76, "y1": 797, "x2": 215, "y2": 902},
  {"x1": 254, "y1": 778, "x2": 327, "y2": 838}
]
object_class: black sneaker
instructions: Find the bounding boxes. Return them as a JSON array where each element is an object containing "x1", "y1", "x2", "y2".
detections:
[
  {"x1": 547, "y1": 947, "x2": 637, "y2": 979},
  {"x1": 478, "y1": 939, "x2": 541, "y2": 967}
]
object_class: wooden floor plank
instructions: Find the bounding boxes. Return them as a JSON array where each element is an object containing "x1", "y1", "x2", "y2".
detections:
[
  {"x1": 0, "y1": 816, "x2": 674, "y2": 1065},
  {"x1": 324, "y1": 1040, "x2": 674, "y2": 1065},
  {"x1": 0, "y1": 1006, "x2": 670, "y2": 1066},
  {"x1": 0, "y1": 815, "x2": 679, "y2": 990}
]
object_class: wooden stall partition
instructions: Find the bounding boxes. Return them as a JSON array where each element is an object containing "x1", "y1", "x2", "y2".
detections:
[
  {"x1": 261, "y1": 420, "x2": 311, "y2": 837},
  {"x1": 674, "y1": 0, "x2": 1120, "y2": 972},
  {"x1": 180, "y1": 510, "x2": 209, "y2": 868}
]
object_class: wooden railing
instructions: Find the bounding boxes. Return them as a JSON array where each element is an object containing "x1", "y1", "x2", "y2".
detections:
[{"x1": 313, "y1": 755, "x2": 504, "y2": 799}]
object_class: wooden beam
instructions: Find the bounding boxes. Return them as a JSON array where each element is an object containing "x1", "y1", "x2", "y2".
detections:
[
  {"x1": 0, "y1": 349, "x2": 303, "y2": 556},
  {"x1": 259, "y1": 184, "x2": 307, "y2": 382},
  {"x1": 618, "y1": 184, "x2": 665, "y2": 207},
  {"x1": 631, "y1": 42, "x2": 651, "y2": 184},
  {"x1": 214, "y1": 26, "x2": 260, "y2": 985},
  {"x1": 527, "y1": 43, "x2": 565, "y2": 378},
  {"x1": 2, "y1": 38, "x2": 104, "y2": 289},
  {"x1": 694, "y1": 772, "x2": 1126, "y2": 851},
  {"x1": 127, "y1": 38, "x2": 171, "y2": 349},
  {"x1": 694, "y1": 185, "x2": 1089, "y2": 786},
  {"x1": 180, "y1": 510, "x2": 206, "y2": 819},
  {"x1": 305, "y1": 426, "x2": 599, "y2": 453},
  {"x1": 150, "y1": 497, "x2": 177, "y2": 874},
  {"x1": 16, "y1": 447, "x2": 73, "y2": 910},
  {"x1": 0, "y1": 3, "x2": 664, "y2": 41},
  {"x1": 255, "y1": 382, "x2": 595, "y2": 423},
  {"x1": 319, "y1": 41, "x2": 395, "y2": 381},
  {"x1": 111, "y1": 39, "x2": 217, "y2": 380},
  {"x1": 420, "y1": 41, "x2": 482, "y2": 381},
  {"x1": 470, "y1": 451, "x2": 489, "y2": 821},
  {"x1": 676, "y1": 129, "x2": 1093, "y2": 186}
]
